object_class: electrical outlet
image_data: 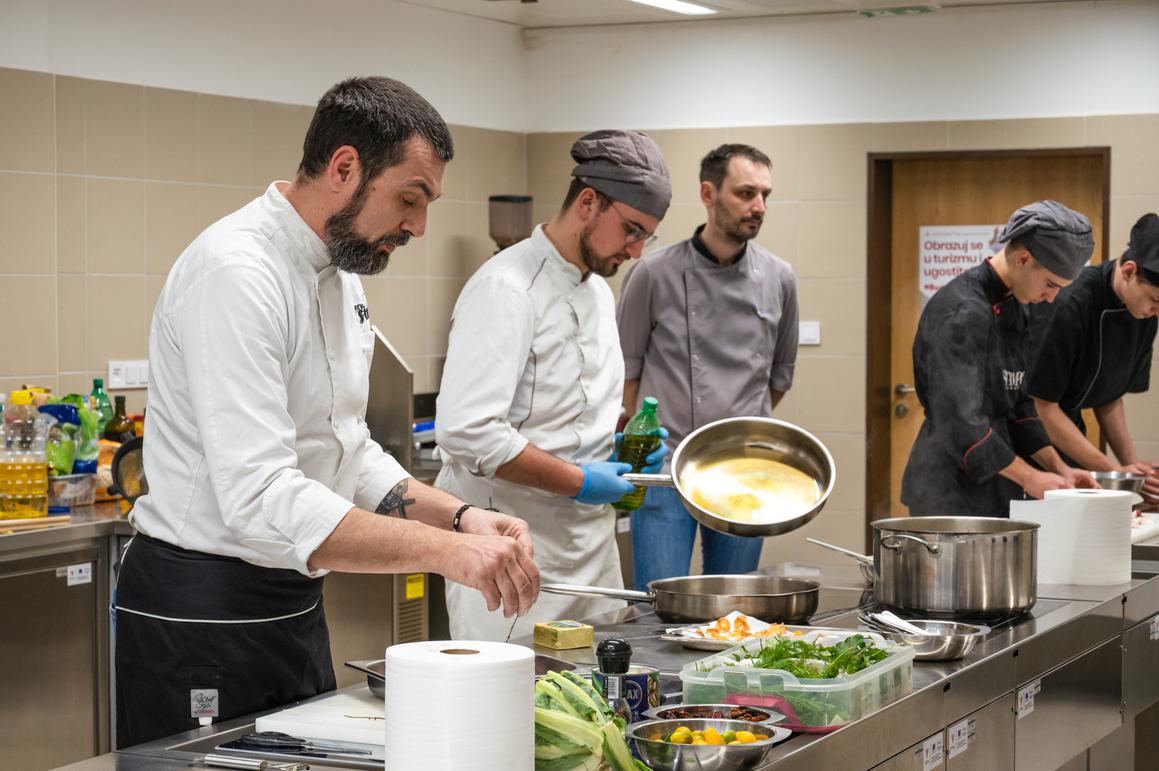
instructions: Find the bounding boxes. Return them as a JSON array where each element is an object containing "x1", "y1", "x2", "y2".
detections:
[{"x1": 108, "y1": 360, "x2": 149, "y2": 390}]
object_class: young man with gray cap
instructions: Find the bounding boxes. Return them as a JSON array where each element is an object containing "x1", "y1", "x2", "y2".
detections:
[
  {"x1": 435, "y1": 129, "x2": 672, "y2": 640},
  {"x1": 1026, "y1": 212, "x2": 1159, "y2": 499},
  {"x1": 902, "y1": 200, "x2": 1098, "y2": 518},
  {"x1": 617, "y1": 143, "x2": 798, "y2": 589}
]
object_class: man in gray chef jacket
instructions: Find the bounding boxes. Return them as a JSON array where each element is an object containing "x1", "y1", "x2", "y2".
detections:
[{"x1": 616, "y1": 144, "x2": 799, "y2": 589}]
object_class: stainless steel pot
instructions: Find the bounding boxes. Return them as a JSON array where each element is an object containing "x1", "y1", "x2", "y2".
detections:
[
  {"x1": 623, "y1": 417, "x2": 836, "y2": 538},
  {"x1": 871, "y1": 516, "x2": 1039, "y2": 618},
  {"x1": 540, "y1": 575, "x2": 819, "y2": 624}
]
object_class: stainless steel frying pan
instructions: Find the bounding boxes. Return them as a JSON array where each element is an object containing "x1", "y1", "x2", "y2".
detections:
[
  {"x1": 541, "y1": 575, "x2": 819, "y2": 624},
  {"x1": 623, "y1": 417, "x2": 836, "y2": 538}
]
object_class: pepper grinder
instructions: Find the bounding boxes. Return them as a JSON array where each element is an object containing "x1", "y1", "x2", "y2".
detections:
[{"x1": 595, "y1": 636, "x2": 633, "y2": 723}]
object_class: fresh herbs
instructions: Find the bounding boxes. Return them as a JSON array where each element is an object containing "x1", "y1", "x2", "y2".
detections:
[{"x1": 735, "y1": 634, "x2": 888, "y2": 679}]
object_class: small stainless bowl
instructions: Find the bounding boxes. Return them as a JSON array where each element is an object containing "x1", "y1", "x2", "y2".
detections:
[
  {"x1": 860, "y1": 617, "x2": 989, "y2": 661},
  {"x1": 642, "y1": 703, "x2": 784, "y2": 726},
  {"x1": 1091, "y1": 470, "x2": 1147, "y2": 493},
  {"x1": 628, "y1": 718, "x2": 791, "y2": 771}
]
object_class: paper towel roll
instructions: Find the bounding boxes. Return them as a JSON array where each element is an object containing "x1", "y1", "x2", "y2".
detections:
[
  {"x1": 1011, "y1": 488, "x2": 1133, "y2": 586},
  {"x1": 385, "y1": 640, "x2": 534, "y2": 771}
]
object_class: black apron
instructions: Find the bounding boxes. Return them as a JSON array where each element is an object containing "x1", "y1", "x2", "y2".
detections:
[
  {"x1": 902, "y1": 261, "x2": 1053, "y2": 518},
  {"x1": 114, "y1": 534, "x2": 335, "y2": 748}
]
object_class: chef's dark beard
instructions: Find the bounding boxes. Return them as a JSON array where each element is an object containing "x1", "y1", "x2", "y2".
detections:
[
  {"x1": 713, "y1": 198, "x2": 762, "y2": 246},
  {"x1": 324, "y1": 185, "x2": 411, "y2": 276},
  {"x1": 579, "y1": 225, "x2": 627, "y2": 278}
]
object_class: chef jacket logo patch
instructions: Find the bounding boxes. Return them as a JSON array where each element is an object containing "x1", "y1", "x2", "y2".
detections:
[
  {"x1": 190, "y1": 688, "x2": 219, "y2": 718},
  {"x1": 1003, "y1": 369, "x2": 1025, "y2": 391},
  {"x1": 354, "y1": 303, "x2": 370, "y2": 323}
]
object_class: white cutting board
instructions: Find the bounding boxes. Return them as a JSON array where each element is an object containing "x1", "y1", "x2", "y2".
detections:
[
  {"x1": 255, "y1": 687, "x2": 385, "y2": 747},
  {"x1": 1132, "y1": 513, "x2": 1159, "y2": 544}
]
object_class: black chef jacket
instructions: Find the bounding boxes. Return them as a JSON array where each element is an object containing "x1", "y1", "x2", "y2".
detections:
[
  {"x1": 1027, "y1": 260, "x2": 1156, "y2": 434},
  {"x1": 902, "y1": 261, "x2": 1052, "y2": 518}
]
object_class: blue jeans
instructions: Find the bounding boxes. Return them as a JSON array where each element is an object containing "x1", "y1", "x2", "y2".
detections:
[{"x1": 630, "y1": 486, "x2": 763, "y2": 591}]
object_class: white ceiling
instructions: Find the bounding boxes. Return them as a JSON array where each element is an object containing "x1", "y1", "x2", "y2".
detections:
[{"x1": 395, "y1": 0, "x2": 1066, "y2": 29}]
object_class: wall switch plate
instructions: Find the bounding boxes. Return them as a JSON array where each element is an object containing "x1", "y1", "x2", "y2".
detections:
[
  {"x1": 108, "y1": 360, "x2": 149, "y2": 390},
  {"x1": 799, "y1": 320, "x2": 822, "y2": 346}
]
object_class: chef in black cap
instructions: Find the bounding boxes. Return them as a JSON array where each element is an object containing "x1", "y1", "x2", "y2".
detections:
[
  {"x1": 1027, "y1": 213, "x2": 1159, "y2": 499},
  {"x1": 902, "y1": 200, "x2": 1099, "y2": 517}
]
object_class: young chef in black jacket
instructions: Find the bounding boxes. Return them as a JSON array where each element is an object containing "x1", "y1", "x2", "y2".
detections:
[
  {"x1": 902, "y1": 201, "x2": 1098, "y2": 518},
  {"x1": 1026, "y1": 213, "x2": 1159, "y2": 499}
]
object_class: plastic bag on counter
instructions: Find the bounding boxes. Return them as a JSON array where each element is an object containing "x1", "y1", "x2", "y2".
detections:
[{"x1": 55, "y1": 394, "x2": 101, "y2": 473}]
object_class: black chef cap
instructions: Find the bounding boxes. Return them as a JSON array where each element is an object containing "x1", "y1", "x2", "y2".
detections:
[
  {"x1": 570, "y1": 130, "x2": 671, "y2": 220},
  {"x1": 1124, "y1": 213, "x2": 1159, "y2": 285},
  {"x1": 997, "y1": 200, "x2": 1094, "y2": 281}
]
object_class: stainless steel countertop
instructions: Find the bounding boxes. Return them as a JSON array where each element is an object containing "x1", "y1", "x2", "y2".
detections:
[
  {"x1": 51, "y1": 560, "x2": 1159, "y2": 771},
  {"x1": 0, "y1": 501, "x2": 132, "y2": 556}
]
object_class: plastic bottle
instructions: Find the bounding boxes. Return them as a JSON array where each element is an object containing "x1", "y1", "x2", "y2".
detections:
[
  {"x1": 594, "y1": 637, "x2": 634, "y2": 724},
  {"x1": 613, "y1": 396, "x2": 663, "y2": 511},
  {"x1": 102, "y1": 395, "x2": 136, "y2": 443},
  {"x1": 0, "y1": 390, "x2": 47, "y2": 519},
  {"x1": 90, "y1": 378, "x2": 113, "y2": 434}
]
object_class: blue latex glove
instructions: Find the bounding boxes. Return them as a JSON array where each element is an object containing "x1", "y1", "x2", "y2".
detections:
[
  {"x1": 611, "y1": 427, "x2": 670, "y2": 473},
  {"x1": 573, "y1": 461, "x2": 635, "y2": 505}
]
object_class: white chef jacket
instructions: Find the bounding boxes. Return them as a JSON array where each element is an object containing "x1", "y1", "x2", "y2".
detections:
[
  {"x1": 435, "y1": 225, "x2": 627, "y2": 640},
  {"x1": 131, "y1": 182, "x2": 410, "y2": 577}
]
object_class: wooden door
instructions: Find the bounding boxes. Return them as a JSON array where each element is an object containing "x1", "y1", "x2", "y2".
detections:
[{"x1": 884, "y1": 154, "x2": 1107, "y2": 518}]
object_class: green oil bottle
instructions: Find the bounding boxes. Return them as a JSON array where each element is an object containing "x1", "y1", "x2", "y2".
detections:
[{"x1": 614, "y1": 397, "x2": 662, "y2": 512}]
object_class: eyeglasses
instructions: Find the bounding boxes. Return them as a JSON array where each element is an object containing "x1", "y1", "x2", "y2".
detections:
[{"x1": 608, "y1": 202, "x2": 659, "y2": 248}]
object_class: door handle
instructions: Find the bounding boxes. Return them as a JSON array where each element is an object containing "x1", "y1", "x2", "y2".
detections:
[{"x1": 895, "y1": 384, "x2": 916, "y2": 397}]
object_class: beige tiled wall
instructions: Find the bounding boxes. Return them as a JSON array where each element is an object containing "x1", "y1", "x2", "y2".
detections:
[
  {"x1": 0, "y1": 67, "x2": 524, "y2": 413},
  {"x1": 528, "y1": 115, "x2": 1159, "y2": 570}
]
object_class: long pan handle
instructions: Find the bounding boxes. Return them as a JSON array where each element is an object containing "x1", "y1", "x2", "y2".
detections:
[
  {"x1": 621, "y1": 473, "x2": 676, "y2": 487},
  {"x1": 806, "y1": 537, "x2": 874, "y2": 565},
  {"x1": 540, "y1": 583, "x2": 655, "y2": 604}
]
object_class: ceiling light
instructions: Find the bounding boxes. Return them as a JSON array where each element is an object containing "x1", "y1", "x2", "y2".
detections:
[{"x1": 625, "y1": 0, "x2": 718, "y2": 16}]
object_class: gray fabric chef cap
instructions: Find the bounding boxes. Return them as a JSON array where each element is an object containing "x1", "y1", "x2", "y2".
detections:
[
  {"x1": 570, "y1": 130, "x2": 672, "y2": 220},
  {"x1": 997, "y1": 200, "x2": 1094, "y2": 281}
]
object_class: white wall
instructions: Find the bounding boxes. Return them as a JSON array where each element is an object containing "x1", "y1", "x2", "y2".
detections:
[
  {"x1": 522, "y1": 0, "x2": 1159, "y2": 131},
  {"x1": 0, "y1": 0, "x2": 528, "y2": 131}
]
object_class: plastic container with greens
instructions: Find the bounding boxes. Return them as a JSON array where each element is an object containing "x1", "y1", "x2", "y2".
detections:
[{"x1": 680, "y1": 629, "x2": 914, "y2": 733}]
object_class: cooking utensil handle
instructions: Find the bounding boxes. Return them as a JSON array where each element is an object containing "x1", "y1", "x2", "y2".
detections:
[
  {"x1": 540, "y1": 582, "x2": 654, "y2": 604},
  {"x1": 879, "y1": 534, "x2": 942, "y2": 555},
  {"x1": 621, "y1": 472, "x2": 675, "y2": 487},
  {"x1": 805, "y1": 537, "x2": 874, "y2": 565}
]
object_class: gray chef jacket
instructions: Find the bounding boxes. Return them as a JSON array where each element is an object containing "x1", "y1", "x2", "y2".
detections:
[{"x1": 617, "y1": 227, "x2": 799, "y2": 458}]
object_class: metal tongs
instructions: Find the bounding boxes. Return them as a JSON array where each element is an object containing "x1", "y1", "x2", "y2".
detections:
[{"x1": 862, "y1": 610, "x2": 932, "y2": 636}]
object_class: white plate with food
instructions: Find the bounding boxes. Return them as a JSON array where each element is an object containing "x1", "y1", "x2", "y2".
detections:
[{"x1": 661, "y1": 610, "x2": 808, "y2": 651}]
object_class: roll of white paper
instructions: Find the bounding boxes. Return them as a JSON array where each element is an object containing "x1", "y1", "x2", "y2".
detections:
[
  {"x1": 384, "y1": 640, "x2": 534, "y2": 771},
  {"x1": 1011, "y1": 488, "x2": 1133, "y2": 586}
]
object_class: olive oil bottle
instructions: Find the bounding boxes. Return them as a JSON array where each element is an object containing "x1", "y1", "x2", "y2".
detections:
[{"x1": 613, "y1": 397, "x2": 662, "y2": 512}]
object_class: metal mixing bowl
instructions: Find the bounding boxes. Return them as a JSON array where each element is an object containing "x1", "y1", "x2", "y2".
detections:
[
  {"x1": 1091, "y1": 470, "x2": 1146, "y2": 493},
  {"x1": 642, "y1": 703, "x2": 784, "y2": 726},
  {"x1": 860, "y1": 616, "x2": 990, "y2": 661},
  {"x1": 628, "y1": 718, "x2": 791, "y2": 771}
]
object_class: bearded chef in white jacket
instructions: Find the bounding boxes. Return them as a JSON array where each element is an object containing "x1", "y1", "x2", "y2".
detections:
[{"x1": 435, "y1": 130, "x2": 673, "y2": 640}]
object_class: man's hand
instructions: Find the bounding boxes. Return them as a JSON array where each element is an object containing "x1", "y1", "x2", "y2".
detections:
[
  {"x1": 440, "y1": 528, "x2": 540, "y2": 618},
  {"x1": 1022, "y1": 470, "x2": 1072, "y2": 499},
  {"x1": 612, "y1": 427, "x2": 670, "y2": 472},
  {"x1": 458, "y1": 507, "x2": 536, "y2": 561},
  {"x1": 573, "y1": 461, "x2": 635, "y2": 505},
  {"x1": 1060, "y1": 467, "x2": 1098, "y2": 490},
  {"x1": 1122, "y1": 461, "x2": 1159, "y2": 500}
]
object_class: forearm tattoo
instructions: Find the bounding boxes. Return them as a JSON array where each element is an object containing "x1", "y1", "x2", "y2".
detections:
[{"x1": 375, "y1": 479, "x2": 416, "y2": 518}]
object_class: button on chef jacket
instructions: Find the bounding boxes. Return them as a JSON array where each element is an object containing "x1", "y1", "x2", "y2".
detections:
[
  {"x1": 435, "y1": 224, "x2": 626, "y2": 641},
  {"x1": 1026, "y1": 260, "x2": 1156, "y2": 434},
  {"x1": 902, "y1": 260, "x2": 1052, "y2": 518},
  {"x1": 130, "y1": 182, "x2": 410, "y2": 576}
]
